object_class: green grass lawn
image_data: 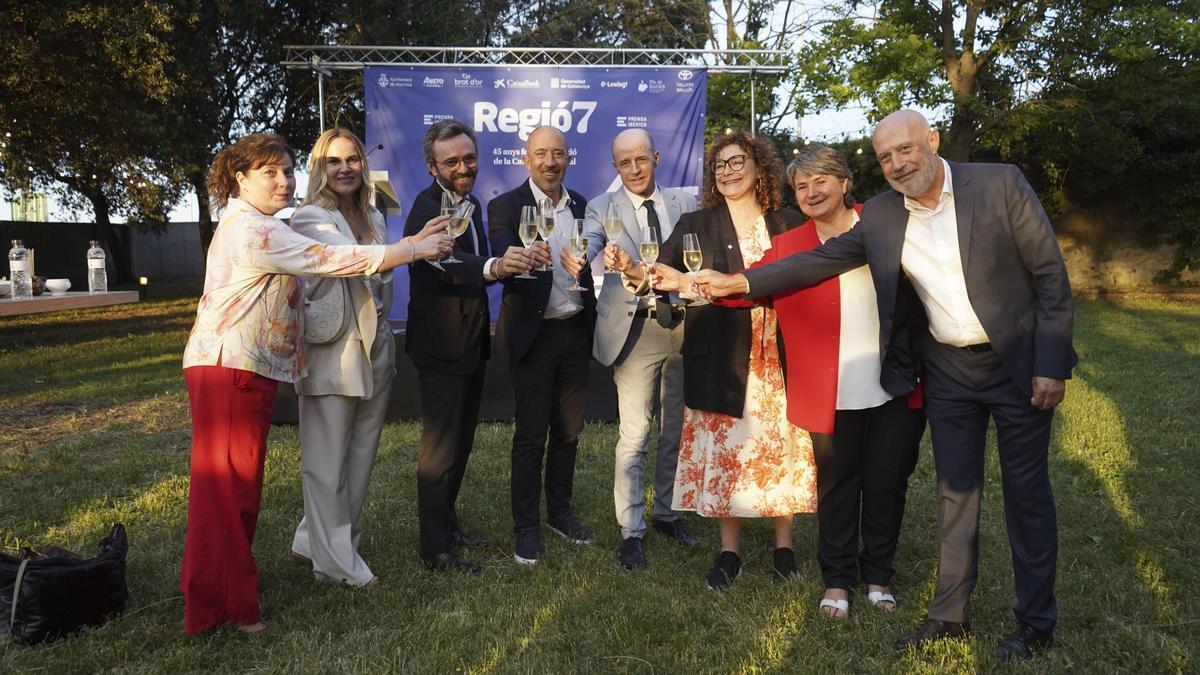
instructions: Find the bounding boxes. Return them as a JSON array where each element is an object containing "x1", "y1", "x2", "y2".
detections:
[{"x1": 1, "y1": 285, "x2": 1196, "y2": 673}]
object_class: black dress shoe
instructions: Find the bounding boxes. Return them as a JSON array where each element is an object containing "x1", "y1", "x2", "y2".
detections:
[
  {"x1": 652, "y1": 518, "x2": 697, "y2": 546},
  {"x1": 995, "y1": 624, "x2": 1053, "y2": 661},
  {"x1": 895, "y1": 619, "x2": 973, "y2": 651},
  {"x1": 619, "y1": 537, "x2": 647, "y2": 570},
  {"x1": 421, "y1": 552, "x2": 481, "y2": 574},
  {"x1": 451, "y1": 529, "x2": 492, "y2": 549}
]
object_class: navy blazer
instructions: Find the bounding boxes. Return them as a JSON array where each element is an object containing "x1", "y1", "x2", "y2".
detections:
[
  {"x1": 661, "y1": 204, "x2": 804, "y2": 417},
  {"x1": 403, "y1": 180, "x2": 491, "y2": 376},
  {"x1": 743, "y1": 161, "x2": 1076, "y2": 397},
  {"x1": 487, "y1": 179, "x2": 594, "y2": 365}
]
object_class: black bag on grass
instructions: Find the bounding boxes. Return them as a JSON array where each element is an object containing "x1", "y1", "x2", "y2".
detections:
[{"x1": 0, "y1": 524, "x2": 129, "y2": 645}]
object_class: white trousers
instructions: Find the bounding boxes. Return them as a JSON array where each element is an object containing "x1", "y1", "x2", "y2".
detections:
[{"x1": 292, "y1": 331, "x2": 394, "y2": 586}]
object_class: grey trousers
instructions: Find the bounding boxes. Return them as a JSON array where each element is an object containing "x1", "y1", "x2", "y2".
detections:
[
  {"x1": 611, "y1": 317, "x2": 685, "y2": 539},
  {"x1": 292, "y1": 330, "x2": 394, "y2": 586}
]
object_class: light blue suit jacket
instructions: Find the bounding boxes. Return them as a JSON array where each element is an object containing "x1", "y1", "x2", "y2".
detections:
[{"x1": 584, "y1": 186, "x2": 697, "y2": 366}]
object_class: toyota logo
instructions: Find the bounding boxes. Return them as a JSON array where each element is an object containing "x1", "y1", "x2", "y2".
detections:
[{"x1": 677, "y1": 70, "x2": 695, "y2": 81}]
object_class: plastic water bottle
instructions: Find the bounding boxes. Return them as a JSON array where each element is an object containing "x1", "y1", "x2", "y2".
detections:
[
  {"x1": 87, "y1": 240, "x2": 107, "y2": 294},
  {"x1": 8, "y1": 240, "x2": 31, "y2": 299}
]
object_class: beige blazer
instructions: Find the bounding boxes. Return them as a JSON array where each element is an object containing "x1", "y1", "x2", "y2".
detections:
[{"x1": 290, "y1": 204, "x2": 395, "y2": 398}]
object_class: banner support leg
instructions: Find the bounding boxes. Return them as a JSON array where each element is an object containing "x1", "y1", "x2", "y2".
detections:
[{"x1": 749, "y1": 69, "x2": 757, "y2": 136}]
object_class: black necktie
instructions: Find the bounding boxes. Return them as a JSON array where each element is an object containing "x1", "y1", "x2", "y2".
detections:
[{"x1": 644, "y1": 199, "x2": 673, "y2": 328}]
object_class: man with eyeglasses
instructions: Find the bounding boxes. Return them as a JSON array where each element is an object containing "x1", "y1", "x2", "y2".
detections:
[
  {"x1": 404, "y1": 118, "x2": 536, "y2": 574},
  {"x1": 560, "y1": 128, "x2": 698, "y2": 570},
  {"x1": 488, "y1": 125, "x2": 594, "y2": 565}
]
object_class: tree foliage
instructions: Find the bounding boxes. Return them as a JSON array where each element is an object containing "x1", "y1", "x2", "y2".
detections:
[
  {"x1": 796, "y1": 0, "x2": 1200, "y2": 277},
  {"x1": 0, "y1": 0, "x2": 186, "y2": 281},
  {"x1": 986, "y1": 0, "x2": 1200, "y2": 277}
]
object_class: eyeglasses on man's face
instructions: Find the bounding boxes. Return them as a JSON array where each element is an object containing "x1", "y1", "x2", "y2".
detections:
[
  {"x1": 710, "y1": 154, "x2": 748, "y2": 174},
  {"x1": 436, "y1": 154, "x2": 479, "y2": 171}
]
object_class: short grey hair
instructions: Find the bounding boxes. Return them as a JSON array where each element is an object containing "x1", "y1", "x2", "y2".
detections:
[
  {"x1": 422, "y1": 119, "x2": 477, "y2": 165},
  {"x1": 786, "y1": 144, "x2": 855, "y2": 208}
]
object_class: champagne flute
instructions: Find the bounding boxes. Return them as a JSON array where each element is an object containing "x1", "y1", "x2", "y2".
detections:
[
  {"x1": 536, "y1": 198, "x2": 555, "y2": 271},
  {"x1": 682, "y1": 232, "x2": 708, "y2": 305},
  {"x1": 567, "y1": 218, "x2": 588, "y2": 291},
  {"x1": 440, "y1": 191, "x2": 455, "y2": 217},
  {"x1": 639, "y1": 225, "x2": 659, "y2": 266},
  {"x1": 441, "y1": 200, "x2": 473, "y2": 264},
  {"x1": 602, "y1": 202, "x2": 625, "y2": 275},
  {"x1": 515, "y1": 205, "x2": 539, "y2": 279}
]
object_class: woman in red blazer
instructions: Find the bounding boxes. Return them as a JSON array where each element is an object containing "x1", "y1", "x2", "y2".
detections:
[{"x1": 750, "y1": 146, "x2": 926, "y2": 620}]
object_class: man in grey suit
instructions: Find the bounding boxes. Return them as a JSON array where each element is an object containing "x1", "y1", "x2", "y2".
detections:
[
  {"x1": 698, "y1": 110, "x2": 1075, "y2": 661},
  {"x1": 560, "y1": 129, "x2": 698, "y2": 570}
]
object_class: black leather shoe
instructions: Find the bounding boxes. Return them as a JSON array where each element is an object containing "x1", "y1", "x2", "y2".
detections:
[
  {"x1": 619, "y1": 537, "x2": 647, "y2": 570},
  {"x1": 421, "y1": 552, "x2": 481, "y2": 574},
  {"x1": 894, "y1": 619, "x2": 973, "y2": 651},
  {"x1": 771, "y1": 547, "x2": 797, "y2": 582},
  {"x1": 652, "y1": 518, "x2": 697, "y2": 546},
  {"x1": 995, "y1": 624, "x2": 1053, "y2": 661},
  {"x1": 451, "y1": 529, "x2": 492, "y2": 549},
  {"x1": 706, "y1": 551, "x2": 742, "y2": 591}
]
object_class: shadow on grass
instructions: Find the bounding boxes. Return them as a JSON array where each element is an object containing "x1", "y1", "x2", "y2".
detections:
[{"x1": 1044, "y1": 299, "x2": 1198, "y2": 671}]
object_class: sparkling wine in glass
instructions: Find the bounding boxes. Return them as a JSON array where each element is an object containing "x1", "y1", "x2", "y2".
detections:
[
  {"x1": 515, "y1": 205, "x2": 539, "y2": 279},
  {"x1": 441, "y1": 200, "x2": 473, "y2": 264},
  {"x1": 567, "y1": 218, "x2": 588, "y2": 291},
  {"x1": 639, "y1": 224, "x2": 659, "y2": 265},
  {"x1": 602, "y1": 202, "x2": 625, "y2": 275},
  {"x1": 536, "y1": 198, "x2": 556, "y2": 271},
  {"x1": 440, "y1": 191, "x2": 456, "y2": 217},
  {"x1": 682, "y1": 232, "x2": 708, "y2": 305}
]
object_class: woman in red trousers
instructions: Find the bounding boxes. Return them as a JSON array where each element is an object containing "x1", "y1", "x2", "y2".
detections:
[{"x1": 180, "y1": 133, "x2": 451, "y2": 634}]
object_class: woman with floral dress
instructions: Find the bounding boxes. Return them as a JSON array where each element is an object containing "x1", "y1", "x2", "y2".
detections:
[{"x1": 651, "y1": 131, "x2": 817, "y2": 590}]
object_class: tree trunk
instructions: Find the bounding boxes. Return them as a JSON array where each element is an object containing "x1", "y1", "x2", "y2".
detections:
[
  {"x1": 194, "y1": 174, "x2": 214, "y2": 255},
  {"x1": 946, "y1": 103, "x2": 975, "y2": 162}
]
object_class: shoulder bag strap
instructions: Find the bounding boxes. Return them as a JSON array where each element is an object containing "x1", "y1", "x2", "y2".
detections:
[{"x1": 9, "y1": 557, "x2": 29, "y2": 636}]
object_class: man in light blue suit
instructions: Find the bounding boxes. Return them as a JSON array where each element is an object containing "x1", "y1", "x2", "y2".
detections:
[{"x1": 562, "y1": 129, "x2": 699, "y2": 570}]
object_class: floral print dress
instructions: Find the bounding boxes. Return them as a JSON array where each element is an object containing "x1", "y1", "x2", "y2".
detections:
[{"x1": 672, "y1": 215, "x2": 818, "y2": 518}]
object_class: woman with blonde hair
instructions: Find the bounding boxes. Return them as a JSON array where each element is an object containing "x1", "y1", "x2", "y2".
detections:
[
  {"x1": 181, "y1": 132, "x2": 450, "y2": 635},
  {"x1": 288, "y1": 128, "x2": 438, "y2": 587}
]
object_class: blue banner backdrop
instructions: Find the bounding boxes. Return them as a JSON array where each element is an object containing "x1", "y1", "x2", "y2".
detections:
[{"x1": 364, "y1": 65, "x2": 708, "y2": 323}]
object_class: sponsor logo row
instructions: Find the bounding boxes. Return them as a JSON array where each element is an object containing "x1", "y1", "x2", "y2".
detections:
[{"x1": 377, "y1": 70, "x2": 700, "y2": 92}]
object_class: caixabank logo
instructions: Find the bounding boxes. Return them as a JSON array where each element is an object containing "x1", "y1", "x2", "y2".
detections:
[{"x1": 493, "y1": 78, "x2": 541, "y2": 89}]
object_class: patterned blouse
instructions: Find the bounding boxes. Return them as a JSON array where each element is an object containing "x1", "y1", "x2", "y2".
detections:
[{"x1": 182, "y1": 198, "x2": 386, "y2": 382}]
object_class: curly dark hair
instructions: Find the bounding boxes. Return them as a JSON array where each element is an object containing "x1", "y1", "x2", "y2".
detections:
[
  {"x1": 207, "y1": 133, "x2": 296, "y2": 210},
  {"x1": 700, "y1": 130, "x2": 784, "y2": 212}
]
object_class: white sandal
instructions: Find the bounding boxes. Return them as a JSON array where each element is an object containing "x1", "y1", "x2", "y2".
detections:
[
  {"x1": 819, "y1": 597, "x2": 850, "y2": 620},
  {"x1": 867, "y1": 590, "x2": 897, "y2": 612}
]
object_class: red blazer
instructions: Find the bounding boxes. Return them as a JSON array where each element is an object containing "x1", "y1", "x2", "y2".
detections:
[{"x1": 727, "y1": 205, "x2": 922, "y2": 434}]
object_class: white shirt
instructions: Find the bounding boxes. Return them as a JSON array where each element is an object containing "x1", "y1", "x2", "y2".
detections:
[
  {"x1": 528, "y1": 178, "x2": 584, "y2": 320},
  {"x1": 827, "y1": 212, "x2": 892, "y2": 410},
  {"x1": 899, "y1": 160, "x2": 989, "y2": 347}
]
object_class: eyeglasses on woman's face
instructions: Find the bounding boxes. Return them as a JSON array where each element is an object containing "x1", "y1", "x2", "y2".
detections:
[{"x1": 710, "y1": 154, "x2": 747, "y2": 174}]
